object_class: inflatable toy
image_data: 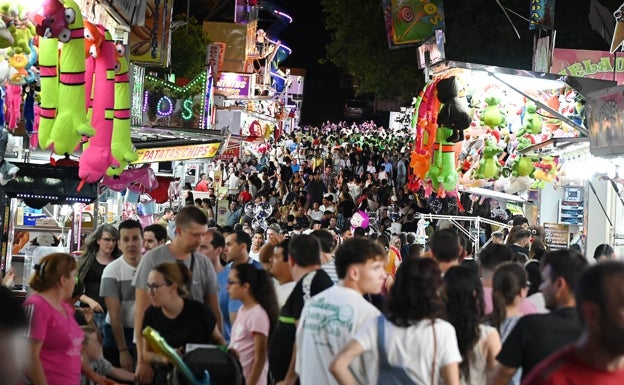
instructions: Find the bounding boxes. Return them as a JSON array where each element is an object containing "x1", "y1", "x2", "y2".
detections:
[
  {"x1": 107, "y1": 43, "x2": 137, "y2": 176},
  {"x1": 80, "y1": 27, "x2": 119, "y2": 183},
  {"x1": 46, "y1": 0, "x2": 95, "y2": 155}
]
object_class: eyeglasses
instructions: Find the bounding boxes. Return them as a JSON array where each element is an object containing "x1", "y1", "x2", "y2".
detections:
[
  {"x1": 226, "y1": 280, "x2": 241, "y2": 286},
  {"x1": 100, "y1": 237, "x2": 117, "y2": 243},
  {"x1": 146, "y1": 283, "x2": 169, "y2": 291}
]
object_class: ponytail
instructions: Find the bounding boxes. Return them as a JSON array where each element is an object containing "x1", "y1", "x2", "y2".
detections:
[{"x1": 232, "y1": 264, "x2": 279, "y2": 333}]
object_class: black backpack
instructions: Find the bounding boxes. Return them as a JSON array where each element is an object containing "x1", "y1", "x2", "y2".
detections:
[{"x1": 175, "y1": 346, "x2": 245, "y2": 385}]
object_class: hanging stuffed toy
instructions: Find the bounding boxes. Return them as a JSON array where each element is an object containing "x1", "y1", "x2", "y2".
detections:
[
  {"x1": 24, "y1": 87, "x2": 35, "y2": 133},
  {"x1": 79, "y1": 26, "x2": 119, "y2": 183},
  {"x1": 5, "y1": 83, "x2": 21, "y2": 130},
  {"x1": 29, "y1": 0, "x2": 72, "y2": 42},
  {"x1": 481, "y1": 90, "x2": 507, "y2": 129},
  {"x1": 515, "y1": 101, "x2": 543, "y2": 137},
  {"x1": 45, "y1": 0, "x2": 95, "y2": 155},
  {"x1": 83, "y1": 20, "x2": 103, "y2": 118},
  {"x1": 0, "y1": 127, "x2": 18, "y2": 185},
  {"x1": 107, "y1": 42, "x2": 138, "y2": 176},
  {"x1": 36, "y1": 36, "x2": 58, "y2": 150},
  {"x1": 472, "y1": 138, "x2": 503, "y2": 180},
  {"x1": 427, "y1": 76, "x2": 471, "y2": 197},
  {"x1": 409, "y1": 81, "x2": 439, "y2": 186}
]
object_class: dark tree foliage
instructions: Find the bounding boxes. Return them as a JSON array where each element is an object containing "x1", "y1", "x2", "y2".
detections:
[{"x1": 320, "y1": 0, "x2": 616, "y2": 102}]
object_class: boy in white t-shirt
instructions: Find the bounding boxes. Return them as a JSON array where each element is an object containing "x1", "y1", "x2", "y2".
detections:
[{"x1": 295, "y1": 238, "x2": 387, "y2": 385}]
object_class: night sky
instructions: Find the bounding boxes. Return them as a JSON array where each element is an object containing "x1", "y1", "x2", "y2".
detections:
[{"x1": 175, "y1": 0, "x2": 624, "y2": 126}]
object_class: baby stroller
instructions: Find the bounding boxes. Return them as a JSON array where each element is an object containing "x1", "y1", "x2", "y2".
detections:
[{"x1": 171, "y1": 345, "x2": 245, "y2": 385}]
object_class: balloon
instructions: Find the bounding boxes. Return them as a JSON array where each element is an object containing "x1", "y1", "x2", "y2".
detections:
[
  {"x1": 244, "y1": 202, "x2": 256, "y2": 218},
  {"x1": 350, "y1": 210, "x2": 370, "y2": 230}
]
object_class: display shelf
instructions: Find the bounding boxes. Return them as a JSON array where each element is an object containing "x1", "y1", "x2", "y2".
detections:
[{"x1": 13, "y1": 225, "x2": 64, "y2": 232}]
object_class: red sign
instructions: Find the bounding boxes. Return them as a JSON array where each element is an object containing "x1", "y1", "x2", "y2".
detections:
[
  {"x1": 551, "y1": 48, "x2": 624, "y2": 85},
  {"x1": 216, "y1": 143, "x2": 241, "y2": 160}
]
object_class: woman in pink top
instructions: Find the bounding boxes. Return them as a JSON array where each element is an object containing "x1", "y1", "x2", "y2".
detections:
[
  {"x1": 228, "y1": 264, "x2": 278, "y2": 385},
  {"x1": 23, "y1": 253, "x2": 83, "y2": 385}
]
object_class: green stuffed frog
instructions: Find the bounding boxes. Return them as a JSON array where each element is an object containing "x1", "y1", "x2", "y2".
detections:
[
  {"x1": 515, "y1": 101, "x2": 542, "y2": 137},
  {"x1": 473, "y1": 139, "x2": 503, "y2": 180},
  {"x1": 481, "y1": 93, "x2": 506, "y2": 129}
]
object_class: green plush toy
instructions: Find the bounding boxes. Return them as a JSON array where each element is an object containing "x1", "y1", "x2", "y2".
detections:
[
  {"x1": 481, "y1": 93, "x2": 507, "y2": 129},
  {"x1": 515, "y1": 101, "x2": 543, "y2": 137},
  {"x1": 37, "y1": 37, "x2": 59, "y2": 150},
  {"x1": 427, "y1": 126, "x2": 459, "y2": 195},
  {"x1": 46, "y1": 0, "x2": 95, "y2": 155},
  {"x1": 473, "y1": 139, "x2": 503, "y2": 180}
]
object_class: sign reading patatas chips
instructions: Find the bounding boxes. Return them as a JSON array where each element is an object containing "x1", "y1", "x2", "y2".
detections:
[{"x1": 129, "y1": 0, "x2": 173, "y2": 67}]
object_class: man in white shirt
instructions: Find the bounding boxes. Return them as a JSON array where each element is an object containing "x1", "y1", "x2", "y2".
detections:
[
  {"x1": 100, "y1": 220, "x2": 143, "y2": 371},
  {"x1": 295, "y1": 238, "x2": 387, "y2": 385}
]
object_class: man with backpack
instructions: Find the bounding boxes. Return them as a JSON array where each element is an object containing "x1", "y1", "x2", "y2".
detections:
[
  {"x1": 294, "y1": 238, "x2": 387, "y2": 385},
  {"x1": 269, "y1": 234, "x2": 334, "y2": 385}
]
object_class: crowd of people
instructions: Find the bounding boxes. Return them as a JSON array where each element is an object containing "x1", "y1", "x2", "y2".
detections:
[{"x1": 1, "y1": 122, "x2": 623, "y2": 385}]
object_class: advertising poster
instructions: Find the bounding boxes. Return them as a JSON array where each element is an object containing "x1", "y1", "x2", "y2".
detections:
[
  {"x1": 216, "y1": 200, "x2": 229, "y2": 226},
  {"x1": 382, "y1": 0, "x2": 445, "y2": 48},
  {"x1": 129, "y1": 0, "x2": 173, "y2": 67},
  {"x1": 551, "y1": 48, "x2": 624, "y2": 85},
  {"x1": 216, "y1": 72, "x2": 253, "y2": 98},
  {"x1": 543, "y1": 222, "x2": 570, "y2": 250},
  {"x1": 529, "y1": 0, "x2": 555, "y2": 30}
]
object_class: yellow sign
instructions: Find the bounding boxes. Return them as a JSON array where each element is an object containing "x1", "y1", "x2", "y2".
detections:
[
  {"x1": 129, "y1": 0, "x2": 173, "y2": 67},
  {"x1": 132, "y1": 143, "x2": 221, "y2": 164}
]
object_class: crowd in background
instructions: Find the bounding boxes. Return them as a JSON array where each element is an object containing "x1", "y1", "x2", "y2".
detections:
[{"x1": 1, "y1": 121, "x2": 624, "y2": 385}]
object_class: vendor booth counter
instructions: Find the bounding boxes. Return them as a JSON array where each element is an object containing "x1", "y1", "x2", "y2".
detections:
[{"x1": 0, "y1": 163, "x2": 99, "y2": 296}]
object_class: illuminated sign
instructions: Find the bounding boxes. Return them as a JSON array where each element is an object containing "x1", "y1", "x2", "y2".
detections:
[
  {"x1": 216, "y1": 72, "x2": 252, "y2": 97},
  {"x1": 132, "y1": 143, "x2": 221, "y2": 163},
  {"x1": 551, "y1": 48, "x2": 624, "y2": 85},
  {"x1": 141, "y1": 70, "x2": 212, "y2": 129}
]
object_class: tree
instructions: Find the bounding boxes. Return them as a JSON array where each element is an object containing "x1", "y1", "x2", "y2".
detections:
[
  {"x1": 169, "y1": 15, "x2": 211, "y2": 79},
  {"x1": 319, "y1": 0, "x2": 422, "y2": 104}
]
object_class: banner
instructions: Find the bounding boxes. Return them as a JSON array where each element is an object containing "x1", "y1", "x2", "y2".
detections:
[
  {"x1": 529, "y1": 0, "x2": 555, "y2": 30},
  {"x1": 551, "y1": 48, "x2": 624, "y2": 85},
  {"x1": 131, "y1": 143, "x2": 221, "y2": 164},
  {"x1": 216, "y1": 72, "x2": 253, "y2": 97},
  {"x1": 129, "y1": 0, "x2": 173, "y2": 67},
  {"x1": 216, "y1": 143, "x2": 241, "y2": 161},
  {"x1": 382, "y1": 0, "x2": 445, "y2": 48},
  {"x1": 206, "y1": 42, "x2": 226, "y2": 77}
]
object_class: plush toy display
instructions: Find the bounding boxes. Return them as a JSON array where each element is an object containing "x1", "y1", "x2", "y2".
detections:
[
  {"x1": 102, "y1": 166, "x2": 158, "y2": 192},
  {"x1": 79, "y1": 26, "x2": 119, "y2": 183},
  {"x1": 45, "y1": 0, "x2": 95, "y2": 155}
]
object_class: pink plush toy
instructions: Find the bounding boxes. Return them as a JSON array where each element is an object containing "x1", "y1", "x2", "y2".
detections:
[
  {"x1": 79, "y1": 26, "x2": 119, "y2": 183},
  {"x1": 102, "y1": 166, "x2": 158, "y2": 192},
  {"x1": 5, "y1": 84, "x2": 22, "y2": 131}
]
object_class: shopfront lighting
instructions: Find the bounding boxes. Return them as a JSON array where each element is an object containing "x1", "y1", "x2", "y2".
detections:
[
  {"x1": 493, "y1": 72, "x2": 566, "y2": 91},
  {"x1": 156, "y1": 96, "x2": 174, "y2": 117}
]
